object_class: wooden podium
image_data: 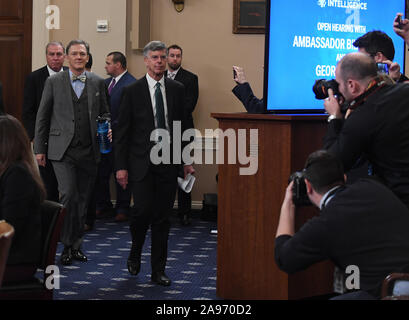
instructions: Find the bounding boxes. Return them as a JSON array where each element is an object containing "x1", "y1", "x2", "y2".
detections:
[{"x1": 212, "y1": 113, "x2": 334, "y2": 300}]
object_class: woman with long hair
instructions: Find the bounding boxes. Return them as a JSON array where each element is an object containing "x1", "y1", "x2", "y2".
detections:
[{"x1": 0, "y1": 114, "x2": 46, "y2": 283}]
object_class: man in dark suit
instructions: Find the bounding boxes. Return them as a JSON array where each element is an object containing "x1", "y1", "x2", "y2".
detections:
[
  {"x1": 115, "y1": 41, "x2": 195, "y2": 286},
  {"x1": 34, "y1": 40, "x2": 110, "y2": 266},
  {"x1": 166, "y1": 44, "x2": 199, "y2": 226},
  {"x1": 92, "y1": 52, "x2": 136, "y2": 224},
  {"x1": 22, "y1": 42, "x2": 66, "y2": 202}
]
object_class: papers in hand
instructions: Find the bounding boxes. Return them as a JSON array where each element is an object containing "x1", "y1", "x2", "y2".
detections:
[{"x1": 177, "y1": 173, "x2": 196, "y2": 193}]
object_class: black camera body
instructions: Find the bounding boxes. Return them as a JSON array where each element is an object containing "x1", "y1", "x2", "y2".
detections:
[
  {"x1": 312, "y1": 79, "x2": 340, "y2": 100},
  {"x1": 289, "y1": 171, "x2": 311, "y2": 206}
]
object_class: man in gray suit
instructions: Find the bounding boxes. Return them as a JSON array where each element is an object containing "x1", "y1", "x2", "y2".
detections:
[{"x1": 34, "y1": 40, "x2": 110, "y2": 265}]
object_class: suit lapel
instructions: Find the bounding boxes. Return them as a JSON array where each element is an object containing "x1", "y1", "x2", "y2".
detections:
[
  {"x1": 164, "y1": 77, "x2": 173, "y2": 126},
  {"x1": 86, "y1": 72, "x2": 96, "y2": 119},
  {"x1": 142, "y1": 77, "x2": 155, "y2": 127}
]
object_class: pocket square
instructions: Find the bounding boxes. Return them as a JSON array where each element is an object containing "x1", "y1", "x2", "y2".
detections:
[{"x1": 95, "y1": 92, "x2": 100, "y2": 96}]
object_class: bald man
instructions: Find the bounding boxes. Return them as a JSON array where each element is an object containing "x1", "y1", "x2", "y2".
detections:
[{"x1": 323, "y1": 52, "x2": 409, "y2": 208}]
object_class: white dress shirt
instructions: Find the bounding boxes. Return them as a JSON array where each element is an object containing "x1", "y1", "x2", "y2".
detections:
[{"x1": 146, "y1": 73, "x2": 170, "y2": 142}]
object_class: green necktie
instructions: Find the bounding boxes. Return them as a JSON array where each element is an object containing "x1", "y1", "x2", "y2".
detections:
[
  {"x1": 72, "y1": 74, "x2": 86, "y2": 83},
  {"x1": 155, "y1": 82, "x2": 166, "y2": 129}
]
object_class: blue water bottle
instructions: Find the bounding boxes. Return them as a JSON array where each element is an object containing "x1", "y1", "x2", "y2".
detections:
[{"x1": 97, "y1": 114, "x2": 112, "y2": 154}]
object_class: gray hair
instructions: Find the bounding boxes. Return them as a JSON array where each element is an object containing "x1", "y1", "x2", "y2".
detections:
[
  {"x1": 46, "y1": 41, "x2": 65, "y2": 54},
  {"x1": 143, "y1": 41, "x2": 167, "y2": 57}
]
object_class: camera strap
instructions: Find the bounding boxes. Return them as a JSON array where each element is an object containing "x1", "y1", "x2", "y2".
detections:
[
  {"x1": 320, "y1": 185, "x2": 343, "y2": 210},
  {"x1": 348, "y1": 77, "x2": 387, "y2": 110}
]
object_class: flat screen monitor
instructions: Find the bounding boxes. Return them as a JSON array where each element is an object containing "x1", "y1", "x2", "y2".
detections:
[{"x1": 263, "y1": 0, "x2": 406, "y2": 113}]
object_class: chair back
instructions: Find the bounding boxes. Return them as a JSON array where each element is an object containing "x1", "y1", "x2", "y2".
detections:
[
  {"x1": 39, "y1": 201, "x2": 66, "y2": 269},
  {"x1": 0, "y1": 221, "x2": 14, "y2": 287},
  {"x1": 381, "y1": 273, "x2": 409, "y2": 300}
]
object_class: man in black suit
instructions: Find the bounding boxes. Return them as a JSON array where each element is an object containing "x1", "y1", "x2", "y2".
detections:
[
  {"x1": 275, "y1": 150, "x2": 409, "y2": 299},
  {"x1": 115, "y1": 41, "x2": 195, "y2": 286},
  {"x1": 166, "y1": 44, "x2": 199, "y2": 226},
  {"x1": 22, "y1": 42, "x2": 66, "y2": 202}
]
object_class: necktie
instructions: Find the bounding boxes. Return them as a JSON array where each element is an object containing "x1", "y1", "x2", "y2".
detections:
[
  {"x1": 155, "y1": 82, "x2": 166, "y2": 129},
  {"x1": 71, "y1": 74, "x2": 86, "y2": 83},
  {"x1": 168, "y1": 72, "x2": 176, "y2": 80},
  {"x1": 108, "y1": 78, "x2": 116, "y2": 95}
]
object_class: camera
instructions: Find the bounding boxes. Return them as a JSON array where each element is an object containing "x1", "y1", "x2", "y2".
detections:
[
  {"x1": 312, "y1": 79, "x2": 340, "y2": 100},
  {"x1": 289, "y1": 171, "x2": 311, "y2": 206}
]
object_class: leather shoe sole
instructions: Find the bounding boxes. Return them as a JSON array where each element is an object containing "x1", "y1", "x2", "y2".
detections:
[
  {"x1": 127, "y1": 259, "x2": 141, "y2": 276},
  {"x1": 151, "y1": 272, "x2": 171, "y2": 286}
]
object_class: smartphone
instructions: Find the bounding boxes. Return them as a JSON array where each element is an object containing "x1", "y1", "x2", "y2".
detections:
[
  {"x1": 233, "y1": 68, "x2": 237, "y2": 79},
  {"x1": 377, "y1": 63, "x2": 389, "y2": 74},
  {"x1": 397, "y1": 15, "x2": 403, "y2": 29}
]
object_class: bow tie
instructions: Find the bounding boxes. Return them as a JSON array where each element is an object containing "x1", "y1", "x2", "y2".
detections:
[{"x1": 72, "y1": 74, "x2": 86, "y2": 83}]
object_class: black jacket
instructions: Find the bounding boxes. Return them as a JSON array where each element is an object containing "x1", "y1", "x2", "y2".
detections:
[
  {"x1": 0, "y1": 163, "x2": 42, "y2": 265},
  {"x1": 323, "y1": 83, "x2": 409, "y2": 206},
  {"x1": 114, "y1": 76, "x2": 188, "y2": 182},
  {"x1": 275, "y1": 178, "x2": 409, "y2": 298}
]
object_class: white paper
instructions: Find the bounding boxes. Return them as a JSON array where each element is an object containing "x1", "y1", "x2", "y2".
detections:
[{"x1": 177, "y1": 173, "x2": 196, "y2": 193}]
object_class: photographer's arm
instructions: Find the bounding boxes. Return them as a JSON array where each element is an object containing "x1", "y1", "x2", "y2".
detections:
[
  {"x1": 393, "y1": 13, "x2": 409, "y2": 45},
  {"x1": 276, "y1": 181, "x2": 296, "y2": 238}
]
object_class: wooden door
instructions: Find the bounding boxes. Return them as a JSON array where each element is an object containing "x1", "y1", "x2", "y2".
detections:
[{"x1": 0, "y1": 0, "x2": 32, "y2": 119}]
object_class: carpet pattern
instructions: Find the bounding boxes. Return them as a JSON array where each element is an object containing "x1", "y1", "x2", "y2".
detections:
[{"x1": 50, "y1": 215, "x2": 219, "y2": 300}]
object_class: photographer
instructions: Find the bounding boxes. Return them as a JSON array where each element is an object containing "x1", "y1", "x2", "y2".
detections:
[
  {"x1": 323, "y1": 52, "x2": 409, "y2": 207},
  {"x1": 275, "y1": 150, "x2": 409, "y2": 299},
  {"x1": 232, "y1": 66, "x2": 264, "y2": 113},
  {"x1": 353, "y1": 30, "x2": 408, "y2": 83}
]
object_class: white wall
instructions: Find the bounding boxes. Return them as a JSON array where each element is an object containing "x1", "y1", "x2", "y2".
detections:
[{"x1": 79, "y1": 0, "x2": 127, "y2": 77}]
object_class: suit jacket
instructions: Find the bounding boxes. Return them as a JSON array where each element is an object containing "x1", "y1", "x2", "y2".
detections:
[
  {"x1": 22, "y1": 66, "x2": 68, "y2": 140},
  {"x1": 105, "y1": 71, "x2": 136, "y2": 128},
  {"x1": 0, "y1": 81, "x2": 4, "y2": 114},
  {"x1": 232, "y1": 82, "x2": 264, "y2": 114},
  {"x1": 0, "y1": 162, "x2": 42, "y2": 265},
  {"x1": 165, "y1": 68, "x2": 198, "y2": 128},
  {"x1": 34, "y1": 70, "x2": 110, "y2": 162},
  {"x1": 114, "y1": 75, "x2": 187, "y2": 181}
]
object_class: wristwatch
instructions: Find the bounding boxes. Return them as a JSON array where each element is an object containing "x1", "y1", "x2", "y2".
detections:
[{"x1": 327, "y1": 114, "x2": 338, "y2": 123}]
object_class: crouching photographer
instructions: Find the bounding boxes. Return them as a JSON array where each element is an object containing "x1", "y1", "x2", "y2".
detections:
[{"x1": 275, "y1": 150, "x2": 409, "y2": 300}]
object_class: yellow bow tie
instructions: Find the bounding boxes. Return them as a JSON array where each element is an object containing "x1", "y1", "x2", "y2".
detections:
[{"x1": 72, "y1": 74, "x2": 86, "y2": 83}]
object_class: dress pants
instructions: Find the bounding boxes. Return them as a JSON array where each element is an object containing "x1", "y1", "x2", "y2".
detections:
[
  {"x1": 95, "y1": 152, "x2": 131, "y2": 213},
  {"x1": 177, "y1": 187, "x2": 192, "y2": 218},
  {"x1": 129, "y1": 163, "x2": 178, "y2": 273},
  {"x1": 39, "y1": 157, "x2": 59, "y2": 202},
  {"x1": 52, "y1": 155, "x2": 97, "y2": 248}
]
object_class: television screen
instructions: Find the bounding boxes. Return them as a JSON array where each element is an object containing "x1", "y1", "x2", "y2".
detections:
[{"x1": 263, "y1": 0, "x2": 406, "y2": 113}]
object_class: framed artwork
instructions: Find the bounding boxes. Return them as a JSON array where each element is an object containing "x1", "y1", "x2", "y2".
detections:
[{"x1": 233, "y1": 0, "x2": 266, "y2": 34}]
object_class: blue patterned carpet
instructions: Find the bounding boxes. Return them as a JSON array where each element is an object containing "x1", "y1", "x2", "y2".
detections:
[{"x1": 50, "y1": 214, "x2": 219, "y2": 300}]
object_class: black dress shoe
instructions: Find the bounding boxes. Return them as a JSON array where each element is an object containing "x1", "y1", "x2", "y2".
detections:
[
  {"x1": 151, "y1": 272, "x2": 171, "y2": 286},
  {"x1": 60, "y1": 247, "x2": 73, "y2": 265},
  {"x1": 127, "y1": 259, "x2": 141, "y2": 276},
  {"x1": 72, "y1": 249, "x2": 88, "y2": 262}
]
